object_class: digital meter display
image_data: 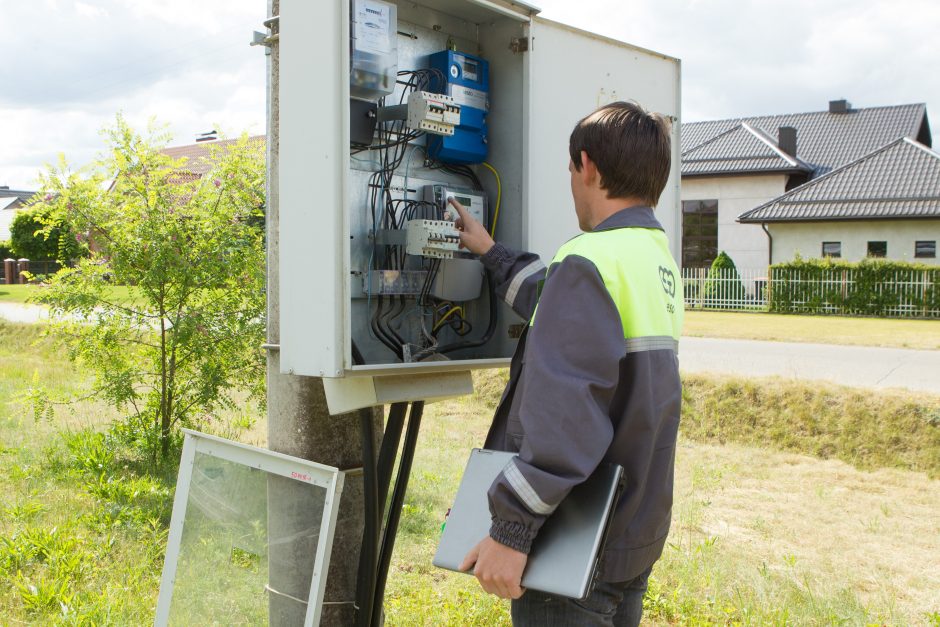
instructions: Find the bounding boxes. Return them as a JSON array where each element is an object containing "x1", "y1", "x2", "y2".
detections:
[
  {"x1": 462, "y1": 61, "x2": 478, "y2": 81},
  {"x1": 453, "y1": 195, "x2": 472, "y2": 205}
]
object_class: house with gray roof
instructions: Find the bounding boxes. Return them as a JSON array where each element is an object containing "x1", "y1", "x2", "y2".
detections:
[
  {"x1": 0, "y1": 187, "x2": 37, "y2": 244},
  {"x1": 739, "y1": 137, "x2": 940, "y2": 265},
  {"x1": 680, "y1": 100, "x2": 932, "y2": 269}
]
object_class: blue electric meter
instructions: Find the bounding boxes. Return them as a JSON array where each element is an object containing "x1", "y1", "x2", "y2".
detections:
[{"x1": 427, "y1": 50, "x2": 489, "y2": 164}]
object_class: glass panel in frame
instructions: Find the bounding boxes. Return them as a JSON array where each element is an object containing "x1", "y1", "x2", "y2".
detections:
[{"x1": 155, "y1": 431, "x2": 344, "y2": 627}]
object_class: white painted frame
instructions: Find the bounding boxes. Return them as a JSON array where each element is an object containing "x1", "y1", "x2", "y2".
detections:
[{"x1": 154, "y1": 430, "x2": 345, "y2": 627}]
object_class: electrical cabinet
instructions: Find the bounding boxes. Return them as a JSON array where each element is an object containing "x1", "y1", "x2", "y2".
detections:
[{"x1": 279, "y1": 0, "x2": 681, "y2": 413}]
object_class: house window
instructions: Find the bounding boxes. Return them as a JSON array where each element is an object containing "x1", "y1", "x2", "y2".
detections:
[
  {"x1": 915, "y1": 241, "x2": 936, "y2": 258},
  {"x1": 867, "y1": 241, "x2": 887, "y2": 258},
  {"x1": 822, "y1": 241, "x2": 841, "y2": 258},
  {"x1": 682, "y1": 199, "x2": 718, "y2": 267}
]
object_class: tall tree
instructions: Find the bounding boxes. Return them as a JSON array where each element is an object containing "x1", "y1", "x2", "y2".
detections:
[{"x1": 33, "y1": 118, "x2": 266, "y2": 460}]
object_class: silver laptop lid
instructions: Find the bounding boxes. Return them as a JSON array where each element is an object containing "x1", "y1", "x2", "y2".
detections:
[{"x1": 433, "y1": 449, "x2": 622, "y2": 599}]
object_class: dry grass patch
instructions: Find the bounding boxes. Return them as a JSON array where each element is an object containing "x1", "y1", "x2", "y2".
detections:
[
  {"x1": 682, "y1": 374, "x2": 940, "y2": 478},
  {"x1": 653, "y1": 442, "x2": 940, "y2": 624},
  {"x1": 683, "y1": 311, "x2": 940, "y2": 350}
]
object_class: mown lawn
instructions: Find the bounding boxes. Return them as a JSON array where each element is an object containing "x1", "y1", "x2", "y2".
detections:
[
  {"x1": 1, "y1": 320, "x2": 938, "y2": 625},
  {"x1": 683, "y1": 310, "x2": 940, "y2": 350},
  {"x1": 0, "y1": 284, "x2": 137, "y2": 306}
]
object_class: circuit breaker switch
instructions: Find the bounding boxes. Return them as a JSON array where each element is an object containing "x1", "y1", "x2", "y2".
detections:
[
  {"x1": 406, "y1": 219, "x2": 461, "y2": 258},
  {"x1": 407, "y1": 91, "x2": 460, "y2": 136}
]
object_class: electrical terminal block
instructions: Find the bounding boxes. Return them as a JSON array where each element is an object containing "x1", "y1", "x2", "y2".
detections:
[
  {"x1": 362, "y1": 270, "x2": 428, "y2": 296},
  {"x1": 405, "y1": 219, "x2": 461, "y2": 259},
  {"x1": 407, "y1": 91, "x2": 460, "y2": 136}
]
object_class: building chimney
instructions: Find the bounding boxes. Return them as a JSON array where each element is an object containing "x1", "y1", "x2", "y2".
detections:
[
  {"x1": 829, "y1": 99, "x2": 851, "y2": 114},
  {"x1": 778, "y1": 126, "x2": 797, "y2": 157},
  {"x1": 195, "y1": 130, "x2": 219, "y2": 143}
]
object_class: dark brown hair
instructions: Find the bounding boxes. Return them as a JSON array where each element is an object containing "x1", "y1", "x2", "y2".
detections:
[{"x1": 569, "y1": 101, "x2": 672, "y2": 206}]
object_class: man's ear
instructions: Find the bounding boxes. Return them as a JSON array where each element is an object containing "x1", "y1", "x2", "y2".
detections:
[{"x1": 580, "y1": 150, "x2": 599, "y2": 187}]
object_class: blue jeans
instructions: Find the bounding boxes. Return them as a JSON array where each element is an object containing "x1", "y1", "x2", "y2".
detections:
[{"x1": 510, "y1": 567, "x2": 651, "y2": 627}]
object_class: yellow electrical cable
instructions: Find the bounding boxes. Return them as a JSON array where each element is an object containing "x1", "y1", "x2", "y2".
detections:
[
  {"x1": 433, "y1": 306, "x2": 465, "y2": 333},
  {"x1": 481, "y1": 161, "x2": 501, "y2": 237}
]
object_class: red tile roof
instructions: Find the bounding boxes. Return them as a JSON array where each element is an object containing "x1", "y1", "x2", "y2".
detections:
[{"x1": 161, "y1": 135, "x2": 265, "y2": 176}]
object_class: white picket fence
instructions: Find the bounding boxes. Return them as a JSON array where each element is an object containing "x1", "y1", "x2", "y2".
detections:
[
  {"x1": 680, "y1": 267, "x2": 940, "y2": 318},
  {"x1": 681, "y1": 267, "x2": 769, "y2": 311}
]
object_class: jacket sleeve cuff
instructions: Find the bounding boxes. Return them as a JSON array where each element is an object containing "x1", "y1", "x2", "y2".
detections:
[
  {"x1": 480, "y1": 242, "x2": 512, "y2": 271},
  {"x1": 489, "y1": 519, "x2": 536, "y2": 554}
]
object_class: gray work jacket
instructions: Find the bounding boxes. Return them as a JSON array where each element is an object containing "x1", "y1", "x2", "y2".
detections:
[{"x1": 480, "y1": 206, "x2": 683, "y2": 583}]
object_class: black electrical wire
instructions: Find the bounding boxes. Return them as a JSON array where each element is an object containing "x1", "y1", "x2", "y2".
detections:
[
  {"x1": 355, "y1": 401, "x2": 408, "y2": 627},
  {"x1": 352, "y1": 339, "x2": 366, "y2": 366},
  {"x1": 355, "y1": 406, "x2": 379, "y2": 627},
  {"x1": 371, "y1": 401, "x2": 425, "y2": 627},
  {"x1": 435, "y1": 271, "x2": 498, "y2": 355},
  {"x1": 376, "y1": 404, "x2": 408, "y2": 516}
]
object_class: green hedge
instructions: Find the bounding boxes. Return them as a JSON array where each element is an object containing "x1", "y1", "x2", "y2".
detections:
[
  {"x1": 0, "y1": 240, "x2": 12, "y2": 261},
  {"x1": 769, "y1": 258, "x2": 940, "y2": 317}
]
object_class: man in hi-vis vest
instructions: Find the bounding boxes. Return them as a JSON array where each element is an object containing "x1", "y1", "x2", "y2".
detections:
[{"x1": 453, "y1": 101, "x2": 683, "y2": 627}]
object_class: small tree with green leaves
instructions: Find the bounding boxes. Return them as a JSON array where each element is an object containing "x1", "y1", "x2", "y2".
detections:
[
  {"x1": 32, "y1": 117, "x2": 266, "y2": 461},
  {"x1": 702, "y1": 251, "x2": 746, "y2": 308},
  {"x1": 10, "y1": 200, "x2": 86, "y2": 262}
]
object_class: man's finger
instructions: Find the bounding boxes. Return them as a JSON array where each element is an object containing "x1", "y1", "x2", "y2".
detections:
[
  {"x1": 459, "y1": 544, "x2": 480, "y2": 572},
  {"x1": 448, "y1": 197, "x2": 471, "y2": 221}
]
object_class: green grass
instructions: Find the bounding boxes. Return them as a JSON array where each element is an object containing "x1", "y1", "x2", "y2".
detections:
[
  {"x1": 0, "y1": 285, "x2": 38, "y2": 304},
  {"x1": 0, "y1": 284, "x2": 138, "y2": 306},
  {"x1": 2, "y1": 321, "x2": 938, "y2": 624},
  {"x1": 384, "y1": 370, "x2": 940, "y2": 626},
  {"x1": 0, "y1": 321, "x2": 259, "y2": 624},
  {"x1": 683, "y1": 310, "x2": 940, "y2": 350}
]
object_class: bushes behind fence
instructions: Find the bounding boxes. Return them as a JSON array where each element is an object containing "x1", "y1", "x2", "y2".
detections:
[
  {"x1": 702, "y1": 251, "x2": 746, "y2": 308},
  {"x1": 769, "y1": 258, "x2": 940, "y2": 317}
]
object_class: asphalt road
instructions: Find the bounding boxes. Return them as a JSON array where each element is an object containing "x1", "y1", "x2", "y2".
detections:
[
  {"x1": 0, "y1": 302, "x2": 49, "y2": 324},
  {"x1": 680, "y1": 336, "x2": 940, "y2": 394},
  {"x1": 2, "y1": 302, "x2": 938, "y2": 394}
]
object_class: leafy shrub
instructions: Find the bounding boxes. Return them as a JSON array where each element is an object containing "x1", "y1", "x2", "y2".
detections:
[
  {"x1": 9, "y1": 202, "x2": 86, "y2": 262},
  {"x1": 701, "y1": 251, "x2": 745, "y2": 308},
  {"x1": 769, "y1": 257, "x2": 940, "y2": 317}
]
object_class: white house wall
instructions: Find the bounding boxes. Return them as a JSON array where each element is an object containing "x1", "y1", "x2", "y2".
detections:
[
  {"x1": 769, "y1": 220, "x2": 940, "y2": 265},
  {"x1": 681, "y1": 174, "x2": 786, "y2": 270}
]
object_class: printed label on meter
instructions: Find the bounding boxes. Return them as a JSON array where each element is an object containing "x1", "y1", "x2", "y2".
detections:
[
  {"x1": 449, "y1": 85, "x2": 488, "y2": 111},
  {"x1": 354, "y1": 0, "x2": 392, "y2": 55}
]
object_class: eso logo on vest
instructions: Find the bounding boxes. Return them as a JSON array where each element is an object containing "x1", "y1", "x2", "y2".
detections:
[{"x1": 658, "y1": 266, "x2": 676, "y2": 298}]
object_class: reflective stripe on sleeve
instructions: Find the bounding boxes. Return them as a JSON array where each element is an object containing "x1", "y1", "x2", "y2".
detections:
[
  {"x1": 503, "y1": 458, "x2": 556, "y2": 516},
  {"x1": 505, "y1": 260, "x2": 545, "y2": 309},
  {"x1": 624, "y1": 336, "x2": 679, "y2": 354}
]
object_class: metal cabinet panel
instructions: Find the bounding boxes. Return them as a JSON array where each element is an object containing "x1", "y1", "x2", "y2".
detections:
[
  {"x1": 279, "y1": 0, "x2": 350, "y2": 378},
  {"x1": 523, "y1": 18, "x2": 682, "y2": 263}
]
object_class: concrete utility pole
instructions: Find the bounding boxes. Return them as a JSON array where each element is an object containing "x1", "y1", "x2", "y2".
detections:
[{"x1": 265, "y1": 1, "x2": 381, "y2": 624}]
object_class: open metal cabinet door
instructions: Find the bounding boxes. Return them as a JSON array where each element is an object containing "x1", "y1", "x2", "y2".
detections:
[
  {"x1": 523, "y1": 18, "x2": 682, "y2": 263},
  {"x1": 279, "y1": 0, "x2": 350, "y2": 379}
]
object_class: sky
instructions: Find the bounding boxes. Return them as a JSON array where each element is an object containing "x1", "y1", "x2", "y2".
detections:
[{"x1": 2, "y1": 0, "x2": 939, "y2": 191}]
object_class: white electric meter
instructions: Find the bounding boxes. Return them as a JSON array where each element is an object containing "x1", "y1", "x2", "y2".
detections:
[{"x1": 350, "y1": 0, "x2": 398, "y2": 100}]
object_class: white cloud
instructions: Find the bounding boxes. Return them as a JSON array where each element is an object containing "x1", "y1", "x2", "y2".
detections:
[
  {"x1": 1, "y1": 0, "x2": 938, "y2": 190},
  {"x1": 74, "y1": 1, "x2": 110, "y2": 18}
]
